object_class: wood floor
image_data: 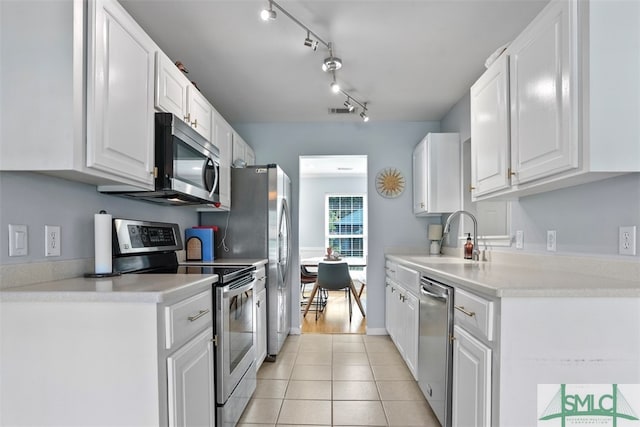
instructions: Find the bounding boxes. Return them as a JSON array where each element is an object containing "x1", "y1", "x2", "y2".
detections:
[{"x1": 300, "y1": 286, "x2": 366, "y2": 334}]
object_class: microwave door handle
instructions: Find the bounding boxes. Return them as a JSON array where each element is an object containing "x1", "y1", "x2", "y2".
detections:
[{"x1": 203, "y1": 158, "x2": 219, "y2": 198}]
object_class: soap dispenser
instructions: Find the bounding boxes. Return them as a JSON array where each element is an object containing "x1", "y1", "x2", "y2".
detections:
[{"x1": 464, "y1": 233, "x2": 473, "y2": 260}]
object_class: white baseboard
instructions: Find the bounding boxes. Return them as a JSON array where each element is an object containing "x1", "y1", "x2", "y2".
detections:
[
  {"x1": 365, "y1": 327, "x2": 388, "y2": 335},
  {"x1": 289, "y1": 327, "x2": 301, "y2": 335}
]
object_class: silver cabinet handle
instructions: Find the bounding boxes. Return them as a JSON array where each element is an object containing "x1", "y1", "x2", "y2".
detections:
[
  {"x1": 188, "y1": 309, "x2": 210, "y2": 322},
  {"x1": 454, "y1": 305, "x2": 475, "y2": 317}
]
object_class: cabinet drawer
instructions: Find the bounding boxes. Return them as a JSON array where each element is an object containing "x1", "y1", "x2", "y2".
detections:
[
  {"x1": 396, "y1": 264, "x2": 419, "y2": 296},
  {"x1": 385, "y1": 260, "x2": 397, "y2": 280},
  {"x1": 255, "y1": 266, "x2": 266, "y2": 292},
  {"x1": 454, "y1": 288, "x2": 494, "y2": 341},
  {"x1": 165, "y1": 289, "x2": 213, "y2": 350}
]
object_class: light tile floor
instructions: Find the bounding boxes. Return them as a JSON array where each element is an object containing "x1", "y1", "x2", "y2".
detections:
[{"x1": 238, "y1": 334, "x2": 441, "y2": 426}]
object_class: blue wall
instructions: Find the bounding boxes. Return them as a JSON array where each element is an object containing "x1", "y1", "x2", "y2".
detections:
[
  {"x1": 233, "y1": 121, "x2": 442, "y2": 332},
  {"x1": 0, "y1": 172, "x2": 198, "y2": 265}
]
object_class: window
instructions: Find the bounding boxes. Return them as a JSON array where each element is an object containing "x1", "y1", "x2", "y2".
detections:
[{"x1": 325, "y1": 194, "x2": 367, "y2": 258}]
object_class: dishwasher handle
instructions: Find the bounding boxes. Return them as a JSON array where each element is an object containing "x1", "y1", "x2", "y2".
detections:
[
  {"x1": 420, "y1": 285, "x2": 448, "y2": 300},
  {"x1": 420, "y1": 277, "x2": 452, "y2": 299}
]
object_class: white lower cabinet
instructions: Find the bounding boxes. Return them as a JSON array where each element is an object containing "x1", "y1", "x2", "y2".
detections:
[
  {"x1": 452, "y1": 325, "x2": 492, "y2": 427},
  {"x1": 0, "y1": 286, "x2": 214, "y2": 426},
  {"x1": 167, "y1": 327, "x2": 215, "y2": 427},
  {"x1": 384, "y1": 260, "x2": 419, "y2": 379}
]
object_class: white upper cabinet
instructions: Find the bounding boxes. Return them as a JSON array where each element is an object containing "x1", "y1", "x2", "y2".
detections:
[
  {"x1": 509, "y1": 0, "x2": 576, "y2": 185},
  {"x1": 413, "y1": 133, "x2": 461, "y2": 215},
  {"x1": 232, "y1": 132, "x2": 256, "y2": 167},
  {"x1": 155, "y1": 51, "x2": 214, "y2": 145},
  {"x1": 0, "y1": 0, "x2": 156, "y2": 189},
  {"x1": 86, "y1": 0, "x2": 156, "y2": 188},
  {"x1": 187, "y1": 87, "x2": 214, "y2": 143},
  {"x1": 470, "y1": 0, "x2": 640, "y2": 201},
  {"x1": 470, "y1": 55, "x2": 511, "y2": 197},
  {"x1": 155, "y1": 51, "x2": 190, "y2": 119}
]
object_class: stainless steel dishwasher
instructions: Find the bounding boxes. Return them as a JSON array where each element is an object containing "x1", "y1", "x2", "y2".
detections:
[{"x1": 418, "y1": 276, "x2": 454, "y2": 427}]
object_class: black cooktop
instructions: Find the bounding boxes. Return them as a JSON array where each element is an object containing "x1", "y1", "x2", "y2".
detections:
[{"x1": 140, "y1": 264, "x2": 255, "y2": 284}]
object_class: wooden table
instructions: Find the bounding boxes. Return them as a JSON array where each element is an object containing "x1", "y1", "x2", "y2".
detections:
[{"x1": 300, "y1": 258, "x2": 366, "y2": 318}]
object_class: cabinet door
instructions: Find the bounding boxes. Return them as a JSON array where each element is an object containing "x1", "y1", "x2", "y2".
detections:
[
  {"x1": 470, "y1": 54, "x2": 511, "y2": 197},
  {"x1": 255, "y1": 288, "x2": 267, "y2": 370},
  {"x1": 509, "y1": 0, "x2": 577, "y2": 184},
  {"x1": 403, "y1": 291, "x2": 419, "y2": 379},
  {"x1": 187, "y1": 86, "x2": 214, "y2": 142},
  {"x1": 87, "y1": 0, "x2": 156, "y2": 188},
  {"x1": 452, "y1": 325, "x2": 492, "y2": 427},
  {"x1": 385, "y1": 280, "x2": 397, "y2": 343},
  {"x1": 214, "y1": 114, "x2": 233, "y2": 209},
  {"x1": 232, "y1": 134, "x2": 246, "y2": 166},
  {"x1": 167, "y1": 327, "x2": 215, "y2": 427},
  {"x1": 412, "y1": 139, "x2": 427, "y2": 214},
  {"x1": 245, "y1": 145, "x2": 256, "y2": 166},
  {"x1": 155, "y1": 51, "x2": 189, "y2": 118}
]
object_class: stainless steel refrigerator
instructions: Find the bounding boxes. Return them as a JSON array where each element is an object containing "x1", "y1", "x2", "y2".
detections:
[{"x1": 210, "y1": 164, "x2": 292, "y2": 359}]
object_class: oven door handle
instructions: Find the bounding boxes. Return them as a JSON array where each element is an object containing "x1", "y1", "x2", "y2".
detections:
[{"x1": 222, "y1": 279, "x2": 255, "y2": 298}]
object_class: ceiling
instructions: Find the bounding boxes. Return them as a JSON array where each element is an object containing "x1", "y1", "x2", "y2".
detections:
[{"x1": 120, "y1": 0, "x2": 548, "y2": 124}]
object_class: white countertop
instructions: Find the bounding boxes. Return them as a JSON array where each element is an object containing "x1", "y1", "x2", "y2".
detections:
[
  {"x1": 0, "y1": 274, "x2": 216, "y2": 303},
  {"x1": 386, "y1": 254, "x2": 640, "y2": 298}
]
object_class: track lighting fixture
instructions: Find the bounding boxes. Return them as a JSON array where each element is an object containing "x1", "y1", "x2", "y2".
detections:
[
  {"x1": 322, "y1": 44, "x2": 342, "y2": 72},
  {"x1": 259, "y1": 0, "x2": 370, "y2": 121},
  {"x1": 260, "y1": 1, "x2": 276, "y2": 21}
]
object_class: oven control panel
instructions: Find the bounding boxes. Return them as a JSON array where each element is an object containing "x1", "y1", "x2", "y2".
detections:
[{"x1": 113, "y1": 219, "x2": 183, "y2": 254}]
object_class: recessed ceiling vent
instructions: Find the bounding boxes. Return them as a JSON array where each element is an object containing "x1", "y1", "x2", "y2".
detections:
[{"x1": 328, "y1": 107, "x2": 358, "y2": 115}]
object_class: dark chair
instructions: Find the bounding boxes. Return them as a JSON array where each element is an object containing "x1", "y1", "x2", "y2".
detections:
[
  {"x1": 302, "y1": 262, "x2": 366, "y2": 321},
  {"x1": 300, "y1": 265, "x2": 326, "y2": 310}
]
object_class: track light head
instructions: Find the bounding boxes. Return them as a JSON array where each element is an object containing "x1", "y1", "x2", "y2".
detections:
[
  {"x1": 322, "y1": 56, "x2": 342, "y2": 72},
  {"x1": 260, "y1": 2, "x2": 276, "y2": 21},
  {"x1": 360, "y1": 107, "x2": 369, "y2": 122},
  {"x1": 344, "y1": 99, "x2": 355, "y2": 112},
  {"x1": 330, "y1": 81, "x2": 341, "y2": 94},
  {"x1": 303, "y1": 32, "x2": 319, "y2": 51}
]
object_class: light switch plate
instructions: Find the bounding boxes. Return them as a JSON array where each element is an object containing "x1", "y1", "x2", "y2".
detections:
[{"x1": 9, "y1": 224, "x2": 28, "y2": 256}]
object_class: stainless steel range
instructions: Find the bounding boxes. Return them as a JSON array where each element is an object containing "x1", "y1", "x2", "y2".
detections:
[{"x1": 112, "y1": 218, "x2": 256, "y2": 427}]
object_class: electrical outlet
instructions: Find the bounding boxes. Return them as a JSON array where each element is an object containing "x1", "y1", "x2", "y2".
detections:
[
  {"x1": 45, "y1": 225, "x2": 61, "y2": 257},
  {"x1": 8, "y1": 224, "x2": 28, "y2": 256},
  {"x1": 619, "y1": 226, "x2": 637, "y2": 256},
  {"x1": 546, "y1": 230, "x2": 557, "y2": 252},
  {"x1": 515, "y1": 230, "x2": 524, "y2": 249}
]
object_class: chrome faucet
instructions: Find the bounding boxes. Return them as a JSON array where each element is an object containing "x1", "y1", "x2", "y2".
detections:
[{"x1": 441, "y1": 210, "x2": 480, "y2": 261}]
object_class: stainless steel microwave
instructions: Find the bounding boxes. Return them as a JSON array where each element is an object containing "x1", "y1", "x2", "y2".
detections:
[{"x1": 100, "y1": 113, "x2": 220, "y2": 206}]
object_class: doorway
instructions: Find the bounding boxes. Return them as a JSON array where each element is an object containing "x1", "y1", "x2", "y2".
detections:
[{"x1": 298, "y1": 155, "x2": 368, "y2": 334}]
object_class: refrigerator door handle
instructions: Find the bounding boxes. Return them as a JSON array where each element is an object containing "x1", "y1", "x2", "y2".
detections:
[{"x1": 277, "y1": 198, "x2": 291, "y2": 285}]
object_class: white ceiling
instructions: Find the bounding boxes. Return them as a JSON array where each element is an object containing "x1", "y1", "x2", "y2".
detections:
[{"x1": 120, "y1": 0, "x2": 548, "y2": 124}]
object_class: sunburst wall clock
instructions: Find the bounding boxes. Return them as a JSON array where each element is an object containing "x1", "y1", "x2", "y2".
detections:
[{"x1": 376, "y1": 167, "x2": 405, "y2": 198}]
